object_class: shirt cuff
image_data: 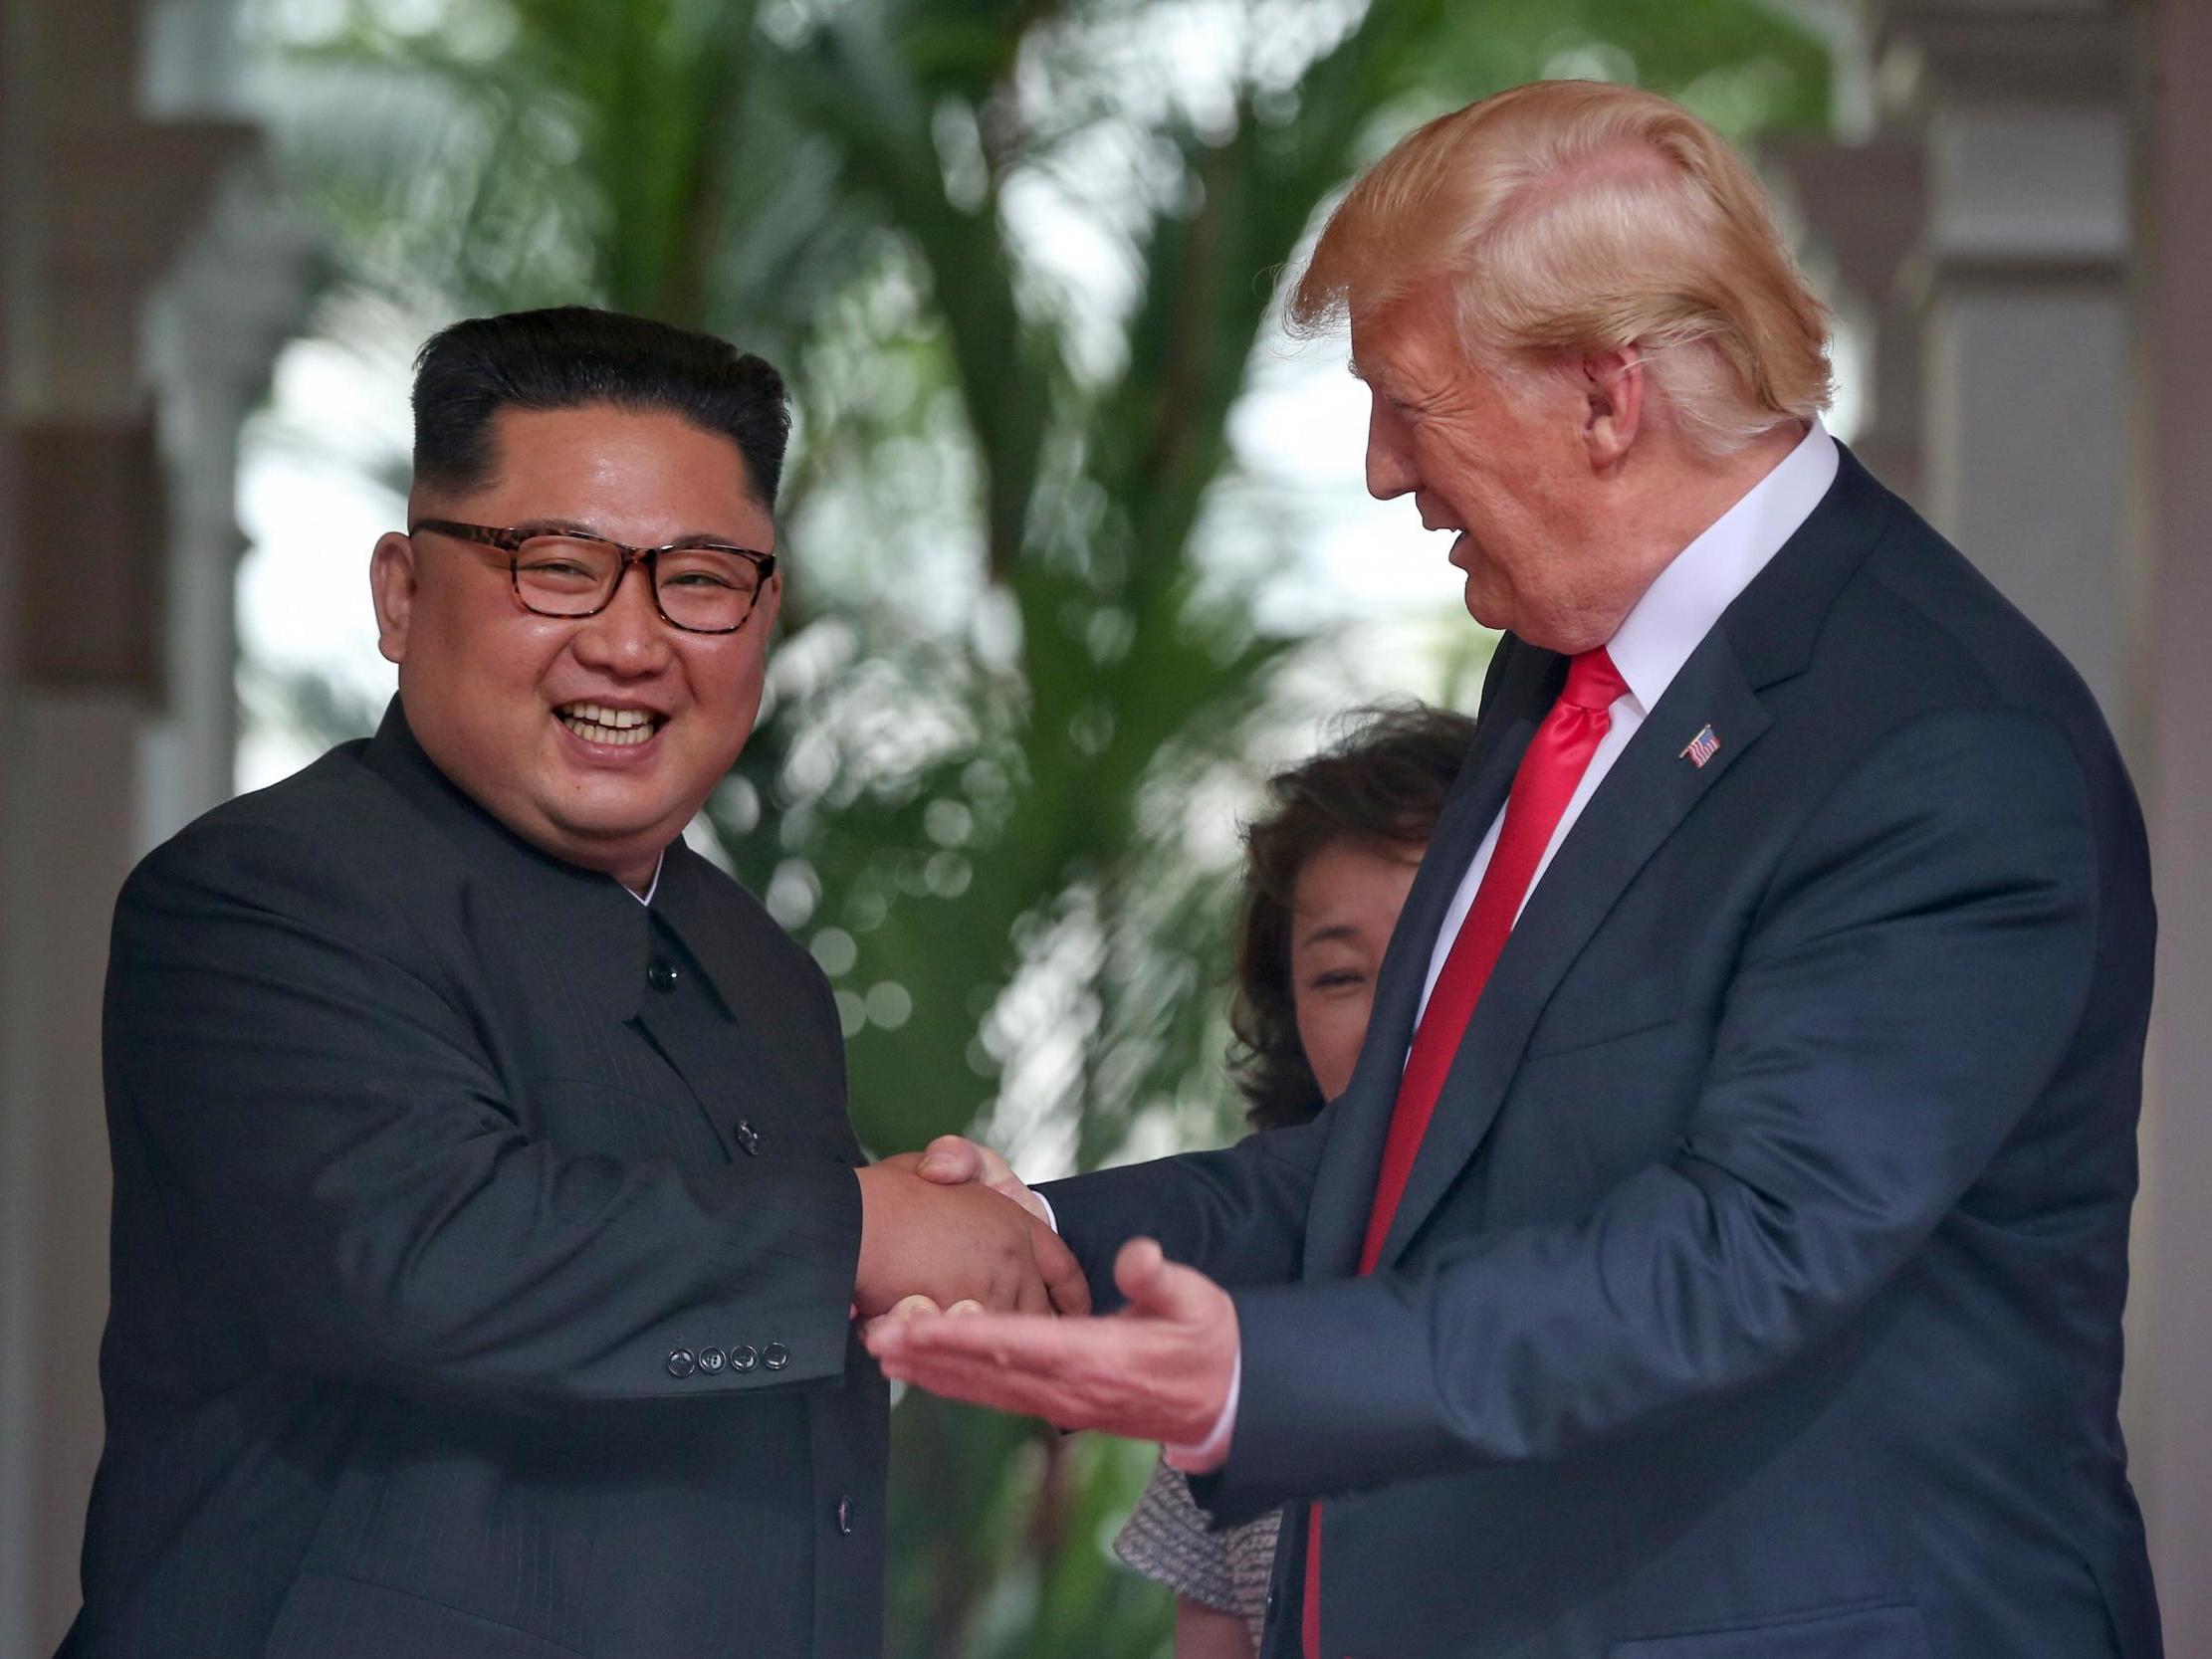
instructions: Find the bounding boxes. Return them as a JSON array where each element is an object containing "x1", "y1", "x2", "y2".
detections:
[
  {"x1": 1162, "y1": 1348, "x2": 1239, "y2": 1473},
  {"x1": 1034, "y1": 1190, "x2": 1057, "y2": 1233}
]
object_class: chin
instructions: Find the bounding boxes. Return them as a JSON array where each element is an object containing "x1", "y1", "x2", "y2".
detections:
[
  {"x1": 560, "y1": 804, "x2": 682, "y2": 848},
  {"x1": 544, "y1": 786, "x2": 685, "y2": 850},
  {"x1": 1462, "y1": 579, "x2": 1510, "y2": 633}
]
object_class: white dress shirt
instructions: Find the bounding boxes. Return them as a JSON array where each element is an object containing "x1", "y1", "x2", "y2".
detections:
[
  {"x1": 1167, "y1": 418, "x2": 1841, "y2": 1473},
  {"x1": 626, "y1": 851, "x2": 666, "y2": 907},
  {"x1": 1416, "y1": 418, "x2": 1839, "y2": 1014}
]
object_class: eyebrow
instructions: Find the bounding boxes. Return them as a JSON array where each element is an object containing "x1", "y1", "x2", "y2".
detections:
[
  {"x1": 510, "y1": 517, "x2": 766, "y2": 548},
  {"x1": 1298, "y1": 922, "x2": 1364, "y2": 949}
]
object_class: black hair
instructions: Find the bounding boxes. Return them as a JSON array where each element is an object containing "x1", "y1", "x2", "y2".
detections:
[
  {"x1": 1229, "y1": 702, "x2": 1478, "y2": 1131},
  {"x1": 409, "y1": 306, "x2": 792, "y2": 506}
]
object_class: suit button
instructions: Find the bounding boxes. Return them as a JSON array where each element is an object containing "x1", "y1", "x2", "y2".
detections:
[
  {"x1": 731, "y1": 1346, "x2": 759, "y2": 1371},
  {"x1": 835, "y1": 1496, "x2": 854, "y2": 1536},
  {"x1": 698, "y1": 1347, "x2": 726, "y2": 1373},
  {"x1": 666, "y1": 1348, "x2": 696, "y2": 1378},
  {"x1": 646, "y1": 956, "x2": 680, "y2": 993},
  {"x1": 735, "y1": 1119, "x2": 763, "y2": 1156},
  {"x1": 763, "y1": 1343, "x2": 789, "y2": 1370}
]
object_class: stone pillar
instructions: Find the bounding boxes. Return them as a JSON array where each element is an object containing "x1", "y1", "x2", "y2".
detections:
[
  {"x1": 1859, "y1": 0, "x2": 2212, "y2": 1643},
  {"x1": 0, "y1": 1, "x2": 298, "y2": 1653},
  {"x1": 1875, "y1": 0, "x2": 2136, "y2": 726},
  {"x1": 1764, "y1": 131, "x2": 1927, "y2": 499},
  {"x1": 1792, "y1": 1, "x2": 2206, "y2": 1640},
  {"x1": 141, "y1": 164, "x2": 318, "y2": 838}
]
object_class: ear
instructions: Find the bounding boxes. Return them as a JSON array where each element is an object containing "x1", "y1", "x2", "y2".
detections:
[
  {"x1": 369, "y1": 530, "x2": 419, "y2": 665},
  {"x1": 1577, "y1": 345, "x2": 1644, "y2": 474}
]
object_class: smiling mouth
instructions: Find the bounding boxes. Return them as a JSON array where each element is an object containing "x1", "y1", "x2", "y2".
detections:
[{"x1": 554, "y1": 702, "x2": 666, "y2": 747}]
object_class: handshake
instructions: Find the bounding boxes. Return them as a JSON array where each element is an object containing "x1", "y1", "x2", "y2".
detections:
[
  {"x1": 851, "y1": 1138, "x2": 1082, "y2": 1322},
  {"x1": 848, "y1": 1140, "x2": 1242, "y2": 1460}
]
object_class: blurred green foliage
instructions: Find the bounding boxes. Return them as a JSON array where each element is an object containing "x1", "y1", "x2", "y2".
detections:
[{"x1": 245, "y1": 0, "x2": 1828, "y2": 1650}]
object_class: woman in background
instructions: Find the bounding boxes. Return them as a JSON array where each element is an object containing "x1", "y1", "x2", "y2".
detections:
[{"x1": 1112, "y1": 702, "x2": 1476, "y2": 1658}]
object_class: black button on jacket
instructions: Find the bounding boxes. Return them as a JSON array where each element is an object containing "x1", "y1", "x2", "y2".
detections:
[{"x1": 64, "y1": 702, "x2": 886, "y2": 1659}]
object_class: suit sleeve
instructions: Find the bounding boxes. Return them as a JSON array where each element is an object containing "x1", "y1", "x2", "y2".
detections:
[
  {"x1": 1036, "y1": 647, "x2": 1512, "y2": 1306},
  {"x1": 1039, "y1": 1115, "x2": 1331, "y2": 1308},
  {"x1": 1202, "y1": 707, "x2": 2103, "y2": 1517},
  {"x1": 103, "y1": 819, "x2": 862, "y2": 1407}
]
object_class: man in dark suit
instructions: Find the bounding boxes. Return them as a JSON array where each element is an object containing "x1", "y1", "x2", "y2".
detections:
[
  {"x1": 869, "y1": 82, "x2": 2161, "y2": 1657},
  {"x1": 64, "y1": 306, "x2": 1084, "y2": 1658}
]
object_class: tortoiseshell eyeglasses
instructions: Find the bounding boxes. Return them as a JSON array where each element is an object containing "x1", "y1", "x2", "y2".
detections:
[{"x1": 408, "y1": 518, "x2": 776, "y2": 635}]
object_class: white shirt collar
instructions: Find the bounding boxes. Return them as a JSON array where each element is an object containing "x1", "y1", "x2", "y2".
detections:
[
  {"x1": 1606, "y1": 419, "x2": 1839, "y2": 712},
  {"x1": 626, "y1": 851, "x2": 665, "y2": 908}
]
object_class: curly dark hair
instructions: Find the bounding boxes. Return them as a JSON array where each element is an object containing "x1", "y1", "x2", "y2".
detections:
[{"x1": 1229, "y1": 702, "x2": 1477, "y2": 1131}]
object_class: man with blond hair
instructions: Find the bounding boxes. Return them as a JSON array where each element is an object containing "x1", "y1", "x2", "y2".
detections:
[{"x1": 874, "y1": 82, "x2": 2161, "y2": 1658}]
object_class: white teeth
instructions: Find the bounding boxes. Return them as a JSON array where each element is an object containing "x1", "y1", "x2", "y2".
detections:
[
  {"x1": 559, "y1": 701, "x2": 650, "y2": 729},
  {"x1": 556, "y1": 707, "x2": 662, "y2": 746}
]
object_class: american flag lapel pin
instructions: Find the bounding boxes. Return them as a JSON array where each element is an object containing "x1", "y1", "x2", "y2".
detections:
[{"x1": 1680, "y1": 725, "x2": 1720, "y2": 768}]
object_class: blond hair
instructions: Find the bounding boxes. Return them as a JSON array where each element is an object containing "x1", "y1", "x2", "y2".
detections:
[{"x1": 1291, "y1": 81, "x2": 1833, "y2": 457}]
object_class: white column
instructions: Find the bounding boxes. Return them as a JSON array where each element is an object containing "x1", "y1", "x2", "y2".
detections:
[{"x1": 141, "y1": 160, "x2": 317, "y2": 840}]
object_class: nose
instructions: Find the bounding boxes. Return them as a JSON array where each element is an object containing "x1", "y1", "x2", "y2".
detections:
[
  {"x1": 1364, "y1": 389, "x2": 1418, "y2": 501},
  {"x1": 568, "y1": 557, "x2": 675, "y2": 678}
]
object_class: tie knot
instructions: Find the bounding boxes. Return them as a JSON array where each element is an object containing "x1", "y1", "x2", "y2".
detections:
[{"x1": 1560, "y1": 647, "x2": 1628, "y2": 714}]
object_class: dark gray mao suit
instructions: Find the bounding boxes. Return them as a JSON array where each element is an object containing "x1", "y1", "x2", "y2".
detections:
[
  {"x1": 1045, "y1": 449, "x2": 2161, "y2": 1659},
  {"x1": 63, "y1": 704, "x2": 886, "y2": 1658}
]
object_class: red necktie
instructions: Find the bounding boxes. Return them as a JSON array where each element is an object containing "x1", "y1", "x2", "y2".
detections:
[{"x1": 1303, "y1": 647, "x2": 1629, "y2": 1659}]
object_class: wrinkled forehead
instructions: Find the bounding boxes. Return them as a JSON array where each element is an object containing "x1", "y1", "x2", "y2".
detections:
[{"x1": 1346, "y1": 284, "x2": 1474, "y2": 384}]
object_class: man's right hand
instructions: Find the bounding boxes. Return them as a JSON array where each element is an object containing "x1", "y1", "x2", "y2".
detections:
[{"x1": 853, "y1": 1159, "x2": 1089, "y2": 1319}]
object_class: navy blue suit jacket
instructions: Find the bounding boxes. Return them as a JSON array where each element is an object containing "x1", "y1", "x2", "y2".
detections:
[{"x1": 1046, "y1": 450, "x2": 2160, "y2": 1658}]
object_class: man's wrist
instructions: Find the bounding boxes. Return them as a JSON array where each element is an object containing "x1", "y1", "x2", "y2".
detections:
[{"x1": 1162, "y1": 1348, "x2": 1239, "y2": 1474}]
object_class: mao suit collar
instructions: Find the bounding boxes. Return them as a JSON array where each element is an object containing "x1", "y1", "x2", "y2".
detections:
[
  {"x1": 361, "y1": 697, "x2": 709, "y2": 1023},
  {"x1": 359, "y1": 699, "x2": 816, "y2": 1167}
]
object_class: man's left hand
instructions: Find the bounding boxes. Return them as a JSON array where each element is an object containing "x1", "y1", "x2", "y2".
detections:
[{"x1": 863, "y1": 1237, "x2": 1238, "y2": 1451}]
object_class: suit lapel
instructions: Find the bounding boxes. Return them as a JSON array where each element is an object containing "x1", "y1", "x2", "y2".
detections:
[
  {"x1": 1310, "y1": 442, "x2": 1895, "y2": 1276},
  {"x1": 1373, "y1": 626, "x2": 1772, "y2": 1269},
  {"x1": 1302, "y1": 642, "x2": 1561, "y2": 1282}
]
